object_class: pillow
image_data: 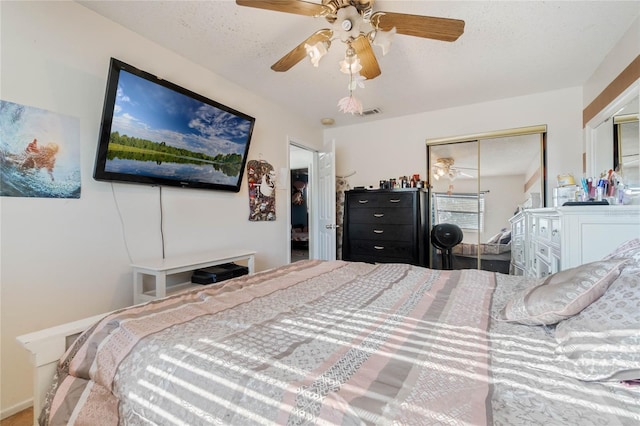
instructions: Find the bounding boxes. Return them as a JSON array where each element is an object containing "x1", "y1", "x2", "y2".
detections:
[
  {"x1": 487, "y1": 231, "x2": 503, "y2": 244},
  {"x1": 499, "y1": 230, "x2": 511, "y2": 245},
  {"x1": 553, "y1": 269, "x2": 640, "y2": 381},
  {"x1": 602, "y1": 238, "x2": 640, "y2": 272},
  {"x1": 498, "y1": 259, "x2": 628, "y2": 325}
]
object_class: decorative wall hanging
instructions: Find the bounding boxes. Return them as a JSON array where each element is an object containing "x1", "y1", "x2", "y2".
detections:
[
  {"x1": 247, "y1": 159, "x2": 276, "y2": 221},
  {"x1": 0, "y1": 100, "x2": 81, "y2": 198}
]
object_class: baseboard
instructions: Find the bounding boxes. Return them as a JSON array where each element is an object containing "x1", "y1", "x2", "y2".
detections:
[{"x1": 0, "y1": 398, "x2": 33, "y2": 420}]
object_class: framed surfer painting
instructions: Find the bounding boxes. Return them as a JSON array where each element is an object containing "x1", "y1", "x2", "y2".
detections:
[{"x1": 0, "y1": 100, "x2": 81, "y2": 198}]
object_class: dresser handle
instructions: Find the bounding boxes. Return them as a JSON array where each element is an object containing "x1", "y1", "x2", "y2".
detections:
[
  {"x1": 358, "y1": 200, "x2": 369, "y2": 204},
  {"x1": 373, "y1": 230, "x2": 384, "y2": 234},
  {"x1": 374, "y1": 246, "x2": 385, "y2": 250},
  {"x1": 389, "y1": 199, "x2": 401, "y2": 203},
  {"x1": 373, "y1": 213, "x2": 384, "y2": 218}
]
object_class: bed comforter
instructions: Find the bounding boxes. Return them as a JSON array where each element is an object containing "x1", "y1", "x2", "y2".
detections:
[{"x1": 43, "y1": 260, "x2": 639, "y2": 425}]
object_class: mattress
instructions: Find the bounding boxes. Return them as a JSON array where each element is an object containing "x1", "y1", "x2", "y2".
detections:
[{"x1": 41, "y1": 259, "x2": 640, "y2": 425}]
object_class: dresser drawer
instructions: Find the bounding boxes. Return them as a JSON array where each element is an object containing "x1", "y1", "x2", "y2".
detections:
[
  {"x1": 347, "y1": 192, "x2": 414, "y2": 208},
  {"x1": 536, "y1": 217, "x2": 551, "y2": 240},
  {"x1": 512, "y1": 240, "x2": 525, "y2": 267},
  {"x1": 550, "y1": 218, "x2": 561, "y2": 245},
  {"x1": 536, "y1": 241, "x2": 552, "y2": 263},
  {"x1": 537, "y1": 258, "x2": 553, "y2": 278},
  {"x1": 348, "y1": 240, "x2": 415, "y2": 261},
  {"x1": 348, "y1": 207, "x2": 414, "y2": 224},
  {"x1": 347, "y1": 224, "x2": 414, "y2": 241}
]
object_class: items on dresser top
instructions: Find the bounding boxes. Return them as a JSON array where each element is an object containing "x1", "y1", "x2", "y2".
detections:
[{"x1": 342, "y1": 188, "x2": 427, "y2": 266}]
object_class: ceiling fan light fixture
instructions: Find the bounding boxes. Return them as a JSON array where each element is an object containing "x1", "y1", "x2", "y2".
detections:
[
  {"x1": 340, "y1": 44, "x2": 362, "y2": 74},
  {"x1": 339, "y1": 55, "x2": 362, "y2": 74},
  {"x1": 304, "y1": 41, "x2": 329, "y2": 67},
  {"x1": 333, "y1": 5, "x2": 362, "y2": 41},
  {"x1": 371, "y1": 27, "x2": 396, "y2": 56}
]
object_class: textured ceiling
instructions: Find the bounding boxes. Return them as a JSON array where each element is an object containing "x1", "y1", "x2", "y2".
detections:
[{"x1": 77, "y1": 1, "x2": 639, "y2": 128}]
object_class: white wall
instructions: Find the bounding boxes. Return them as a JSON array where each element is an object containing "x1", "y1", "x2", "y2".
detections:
[
  {"x1": 583, "y1": 17, "x2": 639, "y2": 107},
  {"x1": 582, "y1": 17, "x2": 639, "y2": 178},
  {"x1": 0, "y1": 1, "x2": 322, "y2": 416},
  {"x1": 327, "y1": 86, "x2": 584, "y2": 208}
]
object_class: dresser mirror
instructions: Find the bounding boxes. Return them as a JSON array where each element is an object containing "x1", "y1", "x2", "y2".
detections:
[
  {"x1": 613, "y1": 103, "x2": 639, "y2": 191},
  {"x1": 587, "y1": 84, "x2": 639, "y2": 195},
  {"x1": 426, "y1": 126, "x2": 547, "y2": 272}
]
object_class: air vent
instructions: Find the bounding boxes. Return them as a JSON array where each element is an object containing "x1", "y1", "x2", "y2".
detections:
[{"x1": 362, "y1": 107, "x2": 382, "y2": 116}]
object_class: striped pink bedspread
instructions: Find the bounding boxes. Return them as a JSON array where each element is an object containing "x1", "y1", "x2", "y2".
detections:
[
  {"x1": 41, "y1": 260, "x2": 640, "y2": 425},
  {"x1": 43, "y1": 261, "x2": 495, "y2": 425}
]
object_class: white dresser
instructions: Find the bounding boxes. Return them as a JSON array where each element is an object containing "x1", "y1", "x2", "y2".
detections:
[{"x1": 509, "y1": 205, "x2": 640, "y2": 277}]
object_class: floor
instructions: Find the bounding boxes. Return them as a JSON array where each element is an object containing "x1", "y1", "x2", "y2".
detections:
[
  {"x1": 291, "y1": 248, "x2": 309, "y2": 263},
  {"x1": 1, "y1": 408, "x2": 32, "y2": 426}
]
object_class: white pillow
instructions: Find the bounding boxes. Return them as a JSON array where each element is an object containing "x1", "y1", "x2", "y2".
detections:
[
  {"x1": 498, "y1": 259, "x2": 628, "y2": 325},
  {"x1": 602, "y1": 238, "x2": 640, "y2": 272},
  {"x1": 553, "y1": 269, "x2": 640, "y2": 381},
  {"x1": 487, "y1": 232, "x2": 503, "y2": 244}
]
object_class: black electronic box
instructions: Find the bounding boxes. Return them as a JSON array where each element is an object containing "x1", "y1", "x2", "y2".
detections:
[{"x1": 191, "y1": 263, "x2": 249, "y2": 285}]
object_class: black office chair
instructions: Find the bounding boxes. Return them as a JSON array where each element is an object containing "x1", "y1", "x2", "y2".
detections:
[{"x1": 430, "y1": 224, "x2": 463, "y2": 270}]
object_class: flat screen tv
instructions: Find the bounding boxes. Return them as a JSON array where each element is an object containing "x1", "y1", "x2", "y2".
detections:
[{"x1": 94, "y1": 58, "x2": 255, "y2": 192}]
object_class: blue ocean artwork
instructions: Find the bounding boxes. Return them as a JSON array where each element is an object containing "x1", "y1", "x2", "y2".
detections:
[{"x1": 0, "y1": 100, "x2": 81, "y2": 198}]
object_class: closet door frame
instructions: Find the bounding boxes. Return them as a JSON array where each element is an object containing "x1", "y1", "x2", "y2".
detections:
[{"x1": 426, "y1": 125, "x2": 547, "y2": 270}]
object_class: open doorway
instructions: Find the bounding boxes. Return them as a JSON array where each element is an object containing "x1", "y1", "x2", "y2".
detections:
[
  {"x1": 291, "y1": 168, "x2": 309, "y2": 261},
  {"x1": 289, "y1": 144, "x2": 314, "y2": 263}
]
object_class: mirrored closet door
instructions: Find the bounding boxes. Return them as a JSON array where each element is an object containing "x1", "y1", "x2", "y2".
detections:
[{"x1": 426, "y1": 126, "x2": 547, "y2": 272}]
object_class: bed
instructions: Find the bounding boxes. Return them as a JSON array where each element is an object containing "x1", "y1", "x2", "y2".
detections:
[
  {"x1": 24, "y1": 239, "x2": 640, "y2": 425},
  {"x1": 291, "y1": 225, "x2": 309, "y2": 249},
  {"x1": 451, "y1": 242, "x2": 512, "y2": 274}
]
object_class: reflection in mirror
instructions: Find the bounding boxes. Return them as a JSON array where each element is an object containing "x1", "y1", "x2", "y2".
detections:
[
  {"x1": 614, "y1": 110, "x2": 639, "y2": 192},
  {"x1": 588, "y1": 85, "x2": 639, "y2": 203},
  {"x1": 427, "y1": 132, "x2": 545, "y2": 273}
]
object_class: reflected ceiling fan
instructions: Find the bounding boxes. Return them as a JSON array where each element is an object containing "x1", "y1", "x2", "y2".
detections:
[
  {"x1": 236, "y1": 0, "x2": 465, "y2": 113},
  {"x1": 432, "y1": 158, "x2": 475, "y2": 181}
]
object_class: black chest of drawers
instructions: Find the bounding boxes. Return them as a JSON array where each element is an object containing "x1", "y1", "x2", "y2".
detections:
[{"x1": 342, "y1": 188, "x2": 427, "y2": 266}]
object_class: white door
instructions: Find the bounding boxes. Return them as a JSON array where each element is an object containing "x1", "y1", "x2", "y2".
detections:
[{"x1": 316, "y1": 139, "x2": 336, "y2": 260}]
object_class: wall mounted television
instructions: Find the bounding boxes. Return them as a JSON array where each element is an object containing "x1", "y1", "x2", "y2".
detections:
[{"x1": 94, "y1": 58, "x2": 255, "y2": 192}]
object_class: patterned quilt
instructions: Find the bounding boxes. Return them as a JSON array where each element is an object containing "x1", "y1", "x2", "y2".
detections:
[{"x1": 42, "y1": 260, "x2": 639, "y2": 425}]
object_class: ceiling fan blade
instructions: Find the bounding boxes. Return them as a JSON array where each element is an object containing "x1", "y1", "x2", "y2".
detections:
[
  {"x1": 371, "y1": 11, "x2": 465, "y2": 42},
  {"x1": 351, "y1": 35, "x2": 381, "y2": 80},
  {"x1": 271, "y1": 29, "x2": 333, "y2": 72},
  {"x1": 236, "y1": 0, "x2": 328, "y2": 17}
]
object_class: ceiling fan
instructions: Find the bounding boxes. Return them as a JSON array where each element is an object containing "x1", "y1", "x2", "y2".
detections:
[
  {"x1": 432, "y1": 158, "x2": 475, "y2": 181},
  {"x1": 236, "y1": 0, "x2": 465, "y2": 106}
]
